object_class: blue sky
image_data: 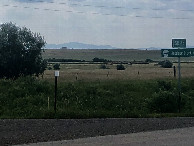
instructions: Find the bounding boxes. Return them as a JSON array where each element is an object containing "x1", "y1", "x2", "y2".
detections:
[{"x1": 1, "y1": 0, "x2": 194, "y2": 48}]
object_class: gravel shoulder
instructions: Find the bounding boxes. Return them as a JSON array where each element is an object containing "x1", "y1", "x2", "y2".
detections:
[{"x1": 1, "y1": 118, "x2": 194, "y2": 145}]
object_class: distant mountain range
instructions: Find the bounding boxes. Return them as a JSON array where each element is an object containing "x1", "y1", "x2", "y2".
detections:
[
  {"x1": 45, "y1": 42, "x2": 118, "y2": 49},
  {"x1": 45, "y1": 42, "x2": 169, "y2": 50}
]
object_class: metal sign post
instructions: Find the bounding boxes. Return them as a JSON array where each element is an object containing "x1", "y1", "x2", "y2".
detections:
[
  {"x1": 54, "y1": 71, "x2": 59, "y2": 113},
  {"x1": 178, "y1": 51, "x2": 181, "y2": 113},
  {"x1": 173, "y1": 39, "x2": 186, "y2": 113},
  {"x1": 161, "y1": 38, "x2": 190, "y2": 113}
]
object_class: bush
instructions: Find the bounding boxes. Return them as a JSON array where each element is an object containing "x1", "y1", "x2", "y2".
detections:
[
  {"x1": 148, "y1": 80, "x2": 179, "y2": 113},
  {"x1": 148, "y1": 90, "x2": 178, "y2": 113},
  {"x1": 53, "y1": 63, "x2": 60, "y2": 70},
  {"x1": 117, "y1": 64, "x2": 125, "y2": 70},
  {"x1": 159, "y1": 60, "x2": 173, "y2": 68}
]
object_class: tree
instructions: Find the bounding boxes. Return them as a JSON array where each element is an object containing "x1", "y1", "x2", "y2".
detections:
[{"x1": 0, "y1": 22, "x2": 47, "y2": 78}]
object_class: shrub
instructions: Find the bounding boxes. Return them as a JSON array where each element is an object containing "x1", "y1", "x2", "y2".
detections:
[
  {"x1": 148, "y1": 90, "x2": 178, "y2": 113},
  {"x1": 53, "y1": 63, "x2": 60, "y2": 70},
  {"x1": 159, "y1": 60, "x2": 173, "y2": 68},
  {"x1": 117, "y1": 64, "x2": 125, "y2": 70},
  {"x1": 148, "y1": 80, "x2": 179, "y2": 113}
]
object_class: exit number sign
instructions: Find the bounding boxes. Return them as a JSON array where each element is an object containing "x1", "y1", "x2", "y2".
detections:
[{"x1": 172, "y1": 39, "x2": 186, "y2": 48}]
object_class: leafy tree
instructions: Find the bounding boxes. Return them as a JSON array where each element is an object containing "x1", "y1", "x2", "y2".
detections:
[{"x1": 0, "y1": 22, "x2": 47, "y2": 78}]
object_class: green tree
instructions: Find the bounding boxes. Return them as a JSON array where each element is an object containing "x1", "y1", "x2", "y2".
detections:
[{"x1": 0, "y1": 22, "x2": 47, "y2": 78}]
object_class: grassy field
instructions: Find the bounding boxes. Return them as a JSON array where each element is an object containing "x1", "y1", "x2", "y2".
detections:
[
  {"x1": 1, "y1": 49, "x2": 194, "y2": 119},
  {"x1": 44, "y1": 62, "x2": 194, "y2": 82},
  {"x1": 43, "y1": 49, "x2": 194, "y2": 82},
  {"x1": 1, "y1": 76, "x2": 194, "y2": 119},
  {"x1": 43, "y1": 49, "x2": 194, "y2": 62}
]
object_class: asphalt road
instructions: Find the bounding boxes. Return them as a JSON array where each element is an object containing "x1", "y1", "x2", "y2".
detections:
[
  {"x1": 1, "y1": 118, "x2": 194, "y2": 145},
  {"x1": 18, "y1": 127, "x2": 194, "y2": 146}
]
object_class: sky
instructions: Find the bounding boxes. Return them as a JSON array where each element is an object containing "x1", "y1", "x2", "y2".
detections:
[{"x1": 0, "y1": 0, "x2": 194, "y2": 49}]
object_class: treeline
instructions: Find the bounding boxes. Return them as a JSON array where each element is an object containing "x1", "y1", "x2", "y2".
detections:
[
  {"x1": 46, "y1": 57, "x2": 150, "y2": 64},
  {"x1": 46, "y1": 57, "x2": 112, "y2": 63},
  {"x1": 46, "y1": 58, "x2": 85, "y2": 62}
]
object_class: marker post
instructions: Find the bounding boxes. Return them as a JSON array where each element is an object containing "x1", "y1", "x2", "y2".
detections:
[{"x1": 54, "y1": 71, "x2": 59, "y2": 113}]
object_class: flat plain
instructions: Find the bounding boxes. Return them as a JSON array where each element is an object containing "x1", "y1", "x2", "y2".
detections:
[
  {"x1": 42, "y1": 49, "x2": 194, "y2": 82},
  {"x1": 44, "y1": 62, "x2": 194, "y2": 82},
  {"x1": 43, "y1": 49, "x2": 194, "y2": 62}
]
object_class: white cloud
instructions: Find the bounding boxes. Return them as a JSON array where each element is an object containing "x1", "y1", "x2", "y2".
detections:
[{"x1": 0, "y1": 0, "x2": 194, "y2": 48}]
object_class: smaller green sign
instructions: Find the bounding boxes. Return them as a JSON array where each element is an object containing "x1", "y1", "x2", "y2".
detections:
[
  {"x1": 172, "y1": 39, "x2": 186, "y2": 48},
  {"x1": 161, "y1": 48, "x2": 194, "y2": 57}
]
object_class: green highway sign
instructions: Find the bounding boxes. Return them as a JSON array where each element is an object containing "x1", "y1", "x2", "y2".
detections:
[
  {"x1": 161, "y1": 48, "x2": 194, "y2": 57},
  {"x1": 172, "y1": 39, "x2": 186, "y2": 48}
]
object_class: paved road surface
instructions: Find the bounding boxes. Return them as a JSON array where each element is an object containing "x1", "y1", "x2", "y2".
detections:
[{"x1": 18, "y1": 127, "x2": 194, "y2": 146}]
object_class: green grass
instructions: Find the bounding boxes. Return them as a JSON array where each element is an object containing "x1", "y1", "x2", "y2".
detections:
[{"x1": 1, "y1": 76, "x2": 194, "y2": 119}]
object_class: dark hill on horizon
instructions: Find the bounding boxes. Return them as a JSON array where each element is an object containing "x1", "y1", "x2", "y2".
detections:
[{"x1": 45, "y1": 42, "x2": 162, "y2": 50}]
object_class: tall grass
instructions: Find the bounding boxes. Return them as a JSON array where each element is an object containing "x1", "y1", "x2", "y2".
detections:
[{"x1": 0, "y1": 77, "x2": 194, "y2": 119}]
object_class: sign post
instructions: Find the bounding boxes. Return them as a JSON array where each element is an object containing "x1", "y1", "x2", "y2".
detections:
[
  {"x1": 54, "y1": 71, "x2": 59, "y2": 113},
  {"x1": 161, "y1": 39, "x2": 191, "y2": 113},
  {"x1": 178, "y1": 53, "x2": 181, "y2": 113},
  {"x1": 172, "y1": 39, "x2": 186, "y2": 113}
]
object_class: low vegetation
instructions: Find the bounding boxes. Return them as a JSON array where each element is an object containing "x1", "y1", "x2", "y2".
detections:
[
  {"x1": 117, "y1": 64, "x2": 125, "y2": 70},
  {"x1": 1, "y1": 76, "x2": 194, "y2": 119},
  {"x1": 53, "y1": 63, "x2": 60, "y2": 70},
  {"x1": 159, "y1": 60, "x2": 173, "y2": 68}
]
